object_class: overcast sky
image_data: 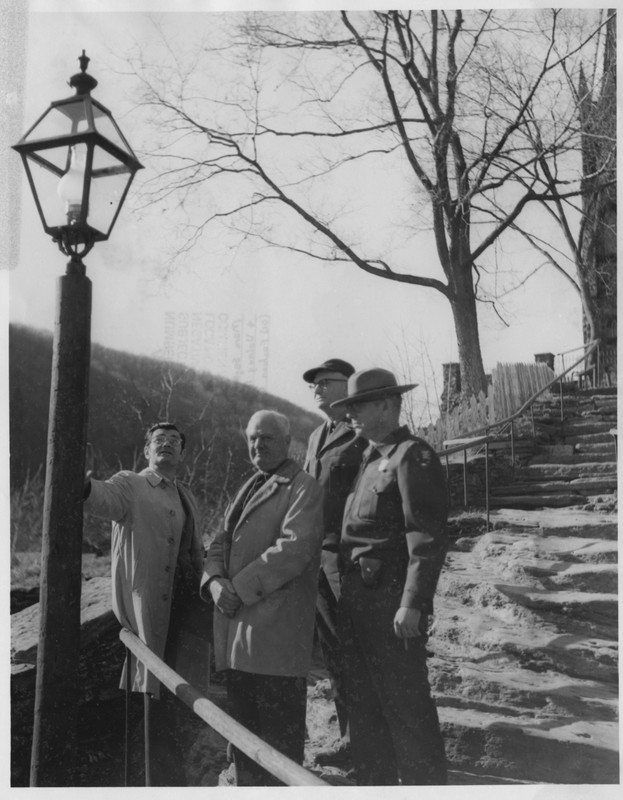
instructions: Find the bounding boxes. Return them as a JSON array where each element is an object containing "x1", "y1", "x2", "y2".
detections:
[{"x1": 4, "y1": 0, "x2": 588, "y2": 427}]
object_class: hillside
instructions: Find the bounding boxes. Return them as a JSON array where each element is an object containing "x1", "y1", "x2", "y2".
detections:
[{"x1": 9, "y1": 324, "x2": 321, "y2": 546}]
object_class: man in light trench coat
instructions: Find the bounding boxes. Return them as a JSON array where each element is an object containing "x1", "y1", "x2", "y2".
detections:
[
  {"x1": 84, "y1": 421, "x2": 206, "y2": 785},
  {"x1": 201, "y1": 410, "x2": 324, "y2": 786}
]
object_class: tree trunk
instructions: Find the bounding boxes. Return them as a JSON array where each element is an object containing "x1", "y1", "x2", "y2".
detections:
[
  {"x1": 448, "y1": 266, "x2": 488, "y2": 399},
  {"x1": 578, "y1": 208, "x2": 617, "y2": 385}
]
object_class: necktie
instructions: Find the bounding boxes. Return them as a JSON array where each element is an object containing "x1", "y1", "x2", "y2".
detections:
[{"x1": 242, "y1": 472, "x2": 269, "y2": 509}]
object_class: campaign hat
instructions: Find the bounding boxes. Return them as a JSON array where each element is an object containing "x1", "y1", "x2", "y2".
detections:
[
  {"x1": 330, "y1": 368, "x2": 417, "y2": 407},
  {"x1": 303, "y1": 358, "x2": 355, "y2": 384}
]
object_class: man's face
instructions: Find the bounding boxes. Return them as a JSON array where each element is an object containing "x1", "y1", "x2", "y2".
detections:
[
  {"x1": 345, "y1": 398, "x2": 386, "y2": 441},
  {"x1": 144, "y1": 428, "x2": 184, "y2": 472},
  {"x1": 247, "y1": 415, "x2": 290, "y2": 472},
  {"x1": 309, "y1": 370, "x2": 348, "y2": 415}
]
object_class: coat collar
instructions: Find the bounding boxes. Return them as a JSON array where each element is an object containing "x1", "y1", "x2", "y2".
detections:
[
  {"x1": 141, "y1": 467, "x2": 177, "y2": 488},
  {"x1": 369, "y1": 426, "x2": 411, "y2": 459},
  {"x1": 318, "y1": 419, "x2": 355, "y2": 451},
  {"x1": 229, "y1": 458, "x2": 301, "y2": 527}
]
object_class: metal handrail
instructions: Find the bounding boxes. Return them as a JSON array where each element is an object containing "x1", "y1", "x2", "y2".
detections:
[
  {"x1": 436, "y1": 339, "x2": 601, "y2": 527},
  {"x1": 119, "y1": 628, "x2": 327, "y2": 787}
]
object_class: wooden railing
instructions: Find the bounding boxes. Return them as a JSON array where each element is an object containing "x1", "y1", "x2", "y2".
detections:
[{"x1": 119, "y1": 628, "x2": 327, "y2": 787}]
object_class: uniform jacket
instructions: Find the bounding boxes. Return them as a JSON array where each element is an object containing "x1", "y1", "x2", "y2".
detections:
[
  {"x1": 304, "y1": 420, "x2": 367, "y2": 595},
  {"x1": 201, "y1": 458, "x2": 323, "y2": 677},
  {"x1": 341, "y1": 426, "x2": 448, "y2": 614},
  {"x1": 85, "y1": 468, "x2": 205, "y2": 695}
]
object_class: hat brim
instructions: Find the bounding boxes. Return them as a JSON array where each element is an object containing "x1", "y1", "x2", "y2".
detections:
[{"x1": 330, "y1": 383, "x2": 418, "y2": 408}]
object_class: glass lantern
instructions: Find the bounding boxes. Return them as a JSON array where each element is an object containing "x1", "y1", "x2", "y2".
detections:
[{"x1": 13, "y1": 51, "x2": 143, "y2": 259}]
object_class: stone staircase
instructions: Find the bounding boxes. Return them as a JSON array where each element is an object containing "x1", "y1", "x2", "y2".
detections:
[
  {"x1": 431, "y1": 504, "x2": 619, "y2": 784},
  {"x1": 490, "y1": 388, "x2": 618, "y2": 510},
  {"x1": 427, "y1": 385, "x2": 619, "y2": 785}
]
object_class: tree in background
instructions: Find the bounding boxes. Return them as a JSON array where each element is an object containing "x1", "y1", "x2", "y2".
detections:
[
  {"x1": 129, "y1": 8, "x2": 612, "y2": 398},
  {"x1": 492, "y1": 10, "x2": 616, "y2": 384},
  {"x1": 578, "y1": 11, "x2": 616, "y2": 382}
]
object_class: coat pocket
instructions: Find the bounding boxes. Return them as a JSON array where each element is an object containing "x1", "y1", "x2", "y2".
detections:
[{"x1": 355, "y1": 472, "x2": 396, "y2": 520}]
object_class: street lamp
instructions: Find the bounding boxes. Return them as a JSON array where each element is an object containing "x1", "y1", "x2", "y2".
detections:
[{"x1": 12, "y1": 51, "x2": 142, "y2": 787}]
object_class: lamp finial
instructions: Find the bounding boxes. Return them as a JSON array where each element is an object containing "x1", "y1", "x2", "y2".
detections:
[{"x1": 69, "y1": 50, "x2": 98, "y2": 95}]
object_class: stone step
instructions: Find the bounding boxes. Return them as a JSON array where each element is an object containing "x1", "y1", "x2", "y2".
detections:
[
  {"x1": 562, "y1": 420, "x2": 617, "y2": 435},
  {"x1": 433, "y1": 660, "x2": 618, "y2": 723},
  {"x1": 572, "y1": 442, "x2": 617, "y2": 455},
  {"x1": 437, "y1": 705, "x2": 619, "y2": 784},
  {"x1": 531, "y1": 400, "x2": 617, "y2": 417},
  {"x1": 576, "y1": 397, "x2": 618, "y2": 409},
  {"x1": 495, "y1": 584, "x2": 618, "y2": 623},
  {"x1": 567, "y1": 476, "x2": 618, "y2": 493},
  {"x1": 434, "y1": 582, "x2": 619, "y2": 680},
  {"x1": 530, "y1": 452, "x2": 615, "y2": 465},
  {"x1": 574, "y1": 409, "x2": 618, "y2": 419},
  {"x1": 518, "y1": 462, "x2": 616, "y2": 479},
  {"x1": 493, "y1": 480, "x2": 580, "y2": 495},
  {"x1": 522, "y1": 561, "x2": 618, "y2": 593},
  {"x1": 536, "y1": 444, "x2": 574, "y2": 455},
  {"x1": 576, "y1": 388, "x2": 618, "y2": 398},
  {"x1": 563, "y1": 431, "x2": 617, "y2": 445},
  {"x1": 492, "y1": 476, "x2": 617, "y2": 496},
  {"x1": 487, "y1": 509, "x2": 619, "y2": 541},
  {"x1": 490, "y1": 494, "x2": 587, "y2": 509}
]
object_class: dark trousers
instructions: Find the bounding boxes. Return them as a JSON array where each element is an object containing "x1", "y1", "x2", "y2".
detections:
[
  {"x1": 337, "y1": 569, "x2": 447, "y2": 786},
  {"x1": 315, "y1": 567, "x2": 349, "y2": 738},
  {"x1": 226, "y1": 670, "x2": 307, "y2": 786}
]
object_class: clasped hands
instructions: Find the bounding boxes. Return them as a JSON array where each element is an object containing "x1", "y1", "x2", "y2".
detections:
[
  {"x1": 209, "y1": 577, "x2": 242, "y2": 617},
  {"x1": 208, "y1": 579, "x2": 420, "y2": 632}
]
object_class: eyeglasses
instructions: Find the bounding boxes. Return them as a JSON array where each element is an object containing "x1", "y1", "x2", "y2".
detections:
[
  {"x1": 308, "y1": 379, "x2": 347, "y2": 390},
  {"x1": 151, "y1": 434, "x2": 183, "y2": 446}
]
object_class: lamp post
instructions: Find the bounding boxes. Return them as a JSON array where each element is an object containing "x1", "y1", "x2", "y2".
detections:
[{"x1": 13, "y1": 51, "x2": 142, "y2": 787}]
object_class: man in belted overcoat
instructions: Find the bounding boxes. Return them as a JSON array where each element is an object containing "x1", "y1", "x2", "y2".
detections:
[{"x1": 201, "y1": 410, "x2": 323, "y2": 786}]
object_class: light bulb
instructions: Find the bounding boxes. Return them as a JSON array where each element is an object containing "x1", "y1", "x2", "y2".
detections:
[{"x1": 57, "y1": 146, "x2": 86, "y2": 225}]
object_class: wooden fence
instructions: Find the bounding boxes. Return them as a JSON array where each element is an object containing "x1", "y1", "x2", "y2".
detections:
[
  {"x1": 491, "y1": 362, "x2": 555, "y2": 421},
  {"x1": 414, "y1": 362, "x2": 556, "y2": 450}
]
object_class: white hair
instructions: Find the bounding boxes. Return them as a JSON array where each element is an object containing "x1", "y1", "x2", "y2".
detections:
[{"x1": 246, "y1": 410, "x2": 291, "y2": 437}]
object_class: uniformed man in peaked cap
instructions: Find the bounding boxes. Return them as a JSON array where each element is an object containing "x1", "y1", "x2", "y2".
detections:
[{"x1": 332, "y1": 368, "x2": 449, "y2": 785}]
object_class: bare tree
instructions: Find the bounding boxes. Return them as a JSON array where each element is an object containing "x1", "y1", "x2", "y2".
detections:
[
  {"x1": 477, "y1": 9, "x2": 616, "y2": 381},
  {"x1": 127, "y1": 8, "x2": 611, "y2": 397}
]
